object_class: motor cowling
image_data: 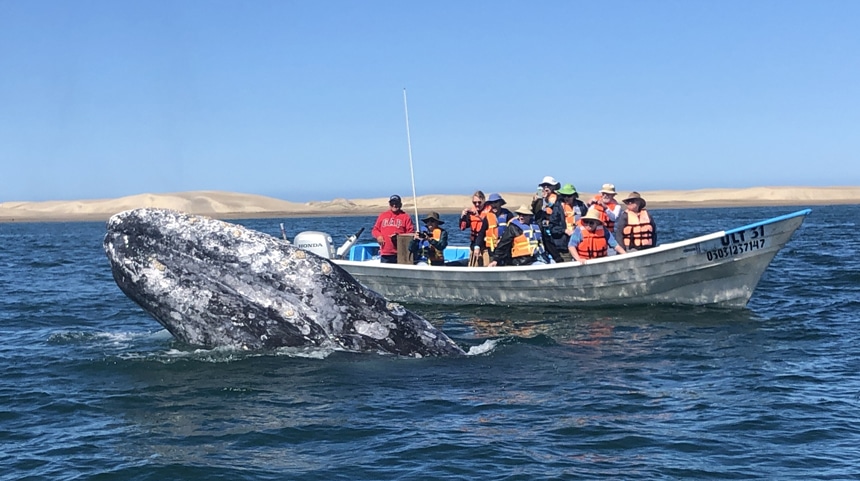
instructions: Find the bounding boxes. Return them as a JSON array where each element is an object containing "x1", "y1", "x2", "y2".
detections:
[{"x1": 293, "y1": 231, "x2": 335, "y2": 259}]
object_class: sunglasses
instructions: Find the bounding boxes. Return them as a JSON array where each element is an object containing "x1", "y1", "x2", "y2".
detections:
[
  {"x1": 625, "y1": 200, "x2": 637, "y2": 204},
  {"x1": 583, "y1": 220, "x2": 600, "y2": 227},
  {"x1": 472, "y1": 201, "x2": 482, "y2": 206}
]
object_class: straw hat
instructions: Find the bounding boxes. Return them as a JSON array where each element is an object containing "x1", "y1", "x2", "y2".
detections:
[
  {"x1": 622, "y1": 191, "x2": 646, "y2": 208},
  {"x1": 581, "y1": 208, "x2": 604, "y2": 225},
  {"x1": 598, "y1": 183, "x2": 617, "y2": 195},
  {"x1": 514, "y1": 204, "x2": 534, "y2": 216},
  {"x1": 421, "y1": 212, "x2": 445, "y2": 224}
]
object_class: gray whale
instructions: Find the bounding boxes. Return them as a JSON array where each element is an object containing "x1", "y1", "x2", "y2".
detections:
[{"x1": 103, "y1": 208, "x2": 465, "y2": 357}]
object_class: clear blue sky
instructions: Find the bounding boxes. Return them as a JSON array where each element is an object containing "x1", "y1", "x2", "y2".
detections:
[{"x1": 1, "y1": 1, "x2": 858, "y2": 203}]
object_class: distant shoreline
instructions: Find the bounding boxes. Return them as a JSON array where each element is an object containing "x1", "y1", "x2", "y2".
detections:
[{"x1": 1, "y1": 187, "x2": 858, "y2": 223}]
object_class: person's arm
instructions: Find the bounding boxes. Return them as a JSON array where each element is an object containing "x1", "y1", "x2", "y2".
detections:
[
  {"x1": 371, "y1": 214, "x2": 385, "y2": 245},
  {"x1": 575, "y1": 200, "x2": 587, "y2": 222},
  {"x1": 530, "y1": 197, "x2": 543, "y2": 217},
  {"x1": 479, "y1": 216, "x2": 490, "y2": 242},
  {"x1": 605, "y1": 204, "x2": 620, "y2": 223},
  {"x1": 408, "y1": 238, "x2": 420, "y2": 254},
  {"x1": 489, "y1": 223, "x2": 519, "y2": 266},
  {"x1": 459, "y1": 208, "x2": 474, "y2": 231},
  {"x1": 549, "y1": 207, "x2": 566, "y2": 238},
  {"x1": 651, "y1": 216, "x2": 657, "y2": 246},
  {"x1": 474, "y1": 217, "x2": 487, "y2": 249},
  {"x1": 614, "y1": 212, "x2": 628, "y2": 248},
  {"x1": 607, "y1": 231, "x2": 626, "y2": 255},
  {"x1": 404, "y1": 215, "x2": 415, "y2": 234},
  {"x1": 536, "y1": 229, "x2": 552, "y2": 261},
  {"x1": 568, "y1": 228, "x2": 584, "y2": 263}
]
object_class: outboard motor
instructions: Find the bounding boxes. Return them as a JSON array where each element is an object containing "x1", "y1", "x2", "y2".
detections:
[
  {"x1": 293, "y1": 231, "x2": 335, "y2": 259},
  {"x1": 335, "y1": 227, "x2": 365, "y2": 259}
]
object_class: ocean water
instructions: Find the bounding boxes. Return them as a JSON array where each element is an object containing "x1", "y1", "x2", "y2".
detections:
[{"x1": 1, "y1": 205, "x2": 859, "y2": 480}]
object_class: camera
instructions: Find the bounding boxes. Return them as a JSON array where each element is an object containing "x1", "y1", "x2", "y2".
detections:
[{"x1": 418, "y1": 231, "x2": 428, "y2": 239}]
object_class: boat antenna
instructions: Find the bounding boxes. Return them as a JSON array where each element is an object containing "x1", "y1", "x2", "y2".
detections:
[{"x1": 403, "y1": 88, "x2": 419, "y2": 231}]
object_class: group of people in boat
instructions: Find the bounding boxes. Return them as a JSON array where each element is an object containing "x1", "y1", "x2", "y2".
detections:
[{"x1": 371, "y1": 177, "x2": 656, "y2": 266}]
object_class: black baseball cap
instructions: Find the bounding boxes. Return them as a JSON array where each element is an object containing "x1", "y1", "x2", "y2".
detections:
[{"x1": 389, "y1": 195, "x2": 402, "y2": 205}]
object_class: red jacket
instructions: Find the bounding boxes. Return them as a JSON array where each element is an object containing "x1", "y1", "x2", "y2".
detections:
[{"x1": 371, "y1": 210, "x2": 414, "y2": 256}]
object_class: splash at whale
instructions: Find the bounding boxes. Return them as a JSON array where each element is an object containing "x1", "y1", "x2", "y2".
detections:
[{"x1": 103, "y1": 208, "x2": 465, "y2": 357}]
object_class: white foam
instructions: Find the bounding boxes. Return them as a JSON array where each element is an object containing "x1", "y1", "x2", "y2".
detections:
[{"x1": 466, "y1": 339, "x2": 498, "y2": 356}]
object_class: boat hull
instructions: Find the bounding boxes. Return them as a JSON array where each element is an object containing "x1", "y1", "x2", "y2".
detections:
[{"x1": 335, "y1": 210, "x2": 810, "y2": 308}]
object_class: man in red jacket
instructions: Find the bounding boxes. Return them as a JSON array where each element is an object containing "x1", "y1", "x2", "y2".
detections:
[{"x1": 372, "y1": 194, "x2": 415, "y2": 263}]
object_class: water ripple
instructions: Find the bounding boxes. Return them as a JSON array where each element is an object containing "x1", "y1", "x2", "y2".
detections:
[{"x1": 2, "y1": 207, "x2": 860, "y2": 480}]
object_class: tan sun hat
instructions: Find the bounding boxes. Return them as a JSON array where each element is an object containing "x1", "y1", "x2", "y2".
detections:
[
  {"x1": 581, "y1": 208, "x2": 604, "y2": 225},
  {"x1": 599, "y1": 183, "x2": 617, "y2": 195},
  {"x1": 514, "y1": 204, "x2": 534, "y2": 216},
  {"x1": 623, "y1": 191, "x2": 646, "y2": 208}
]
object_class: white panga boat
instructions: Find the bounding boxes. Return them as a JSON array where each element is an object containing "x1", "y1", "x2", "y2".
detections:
[{"x1": 293, "y1": 209, "x2": 810, "y2": 308}]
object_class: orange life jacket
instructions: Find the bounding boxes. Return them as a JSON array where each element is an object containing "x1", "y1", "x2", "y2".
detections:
[
  {"x1": 576, "y1": 225, "x2": 609, "y2": 259},
  {"x1": 542, "y1": 193, "x2": 558, "y2": 215},
  {"x1": 417, "y1": 227, "x2": 445, "y2": 263},
  {"x1": 621, "y1": 209, "x2": 654, "y2": 248},
  {"x1": 589, "y1": 195, "x2": 619, "y2": 231},
  {"x1": 484, "y1": 210, "x2": 511, "y2": 250},
  {"x1": 511, "y1": 220, "x2": 541, "y2": 258},
  {"x1": 563, "y1": 203, "x2": 576, "y2": 231},
  {"x1": 462, "y1": 204, "x2": 491, "y2": 242}
]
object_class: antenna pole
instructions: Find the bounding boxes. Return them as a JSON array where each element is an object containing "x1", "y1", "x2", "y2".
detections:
[{"x1": 403, "y1": 88, "x2": 419, "y2": 231}]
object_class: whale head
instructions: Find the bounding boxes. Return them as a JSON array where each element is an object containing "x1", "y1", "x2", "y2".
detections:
[{"x1": 103, "y1": 208, "x2": 465, "y2": 357}]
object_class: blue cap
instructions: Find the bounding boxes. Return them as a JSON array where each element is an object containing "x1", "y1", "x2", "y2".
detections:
[
  {"x1": 389, "y1": 194, "x2": 402, "y2": 205},
  {"x1": 487, "y1": 193, "x2": 506, "y2": 205}
]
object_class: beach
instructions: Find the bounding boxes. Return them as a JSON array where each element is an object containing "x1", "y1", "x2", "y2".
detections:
[{"x1": 1, "y1": 186, "x2": 859, "y2": 223}]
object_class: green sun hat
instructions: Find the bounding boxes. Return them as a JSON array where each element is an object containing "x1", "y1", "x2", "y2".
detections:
[{"x1": 557, "y1": 183, "x2": 578, "y2": 196}]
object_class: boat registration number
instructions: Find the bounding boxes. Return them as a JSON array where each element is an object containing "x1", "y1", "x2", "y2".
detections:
[{"x1": 703, "y1": 225, "x2": 766, "y2": 261}]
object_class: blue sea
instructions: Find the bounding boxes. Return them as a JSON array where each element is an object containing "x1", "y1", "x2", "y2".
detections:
[{"x1": 2, "y1": 205, "x2": 859, "y2": 480}]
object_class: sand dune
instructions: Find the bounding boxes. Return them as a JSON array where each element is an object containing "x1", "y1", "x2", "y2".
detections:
[{"x1": 1, "y1": 186, "x2": 858, "y2": 222}]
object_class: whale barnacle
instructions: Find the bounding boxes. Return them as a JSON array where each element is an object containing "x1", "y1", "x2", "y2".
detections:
[
  {"x1": 386, "y1": 302, "x2": 406, "y2": 316},
  {"x1": 149, "y1": 256, "x2": 166, "y2": 272}
]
